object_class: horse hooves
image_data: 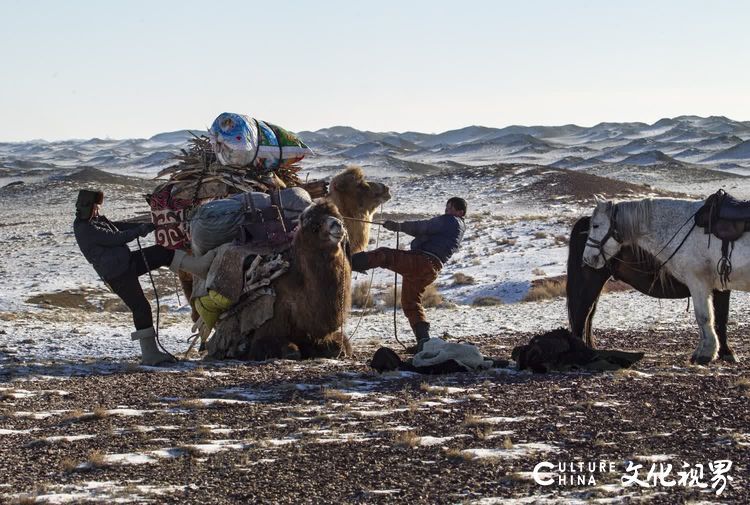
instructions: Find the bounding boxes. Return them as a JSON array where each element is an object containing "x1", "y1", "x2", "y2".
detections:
[
  {"x1": 719, "y1": 352, "x2": 739, "y2": 363},
  {"x1": 690, "y1": 354, "x2": 714, "y2": 366}
]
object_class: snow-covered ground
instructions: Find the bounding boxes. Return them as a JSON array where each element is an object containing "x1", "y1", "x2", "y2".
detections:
[
  {"x1": 2, "y1": 161, "x2": 749, "y2": 364},
  {"x1": 2, "y1": 135, "x2": 749, "y2": 504}
]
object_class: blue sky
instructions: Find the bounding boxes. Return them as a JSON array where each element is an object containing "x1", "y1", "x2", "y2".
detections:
[{"x1": 1, "y1": 0, "x2": 748, "y2": 141}]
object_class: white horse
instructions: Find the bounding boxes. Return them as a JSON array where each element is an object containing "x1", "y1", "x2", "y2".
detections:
[{"x1": 582, "y1": 195, "x2": 750, "y2": 365}]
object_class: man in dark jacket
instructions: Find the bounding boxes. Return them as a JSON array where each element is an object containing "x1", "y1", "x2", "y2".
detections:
[
  {"x1": 351, "y1": 197, "x2": 467, "y2": 352},
  {"x1": 73, "y1": 189, "x2": 215, "y2": 365}
]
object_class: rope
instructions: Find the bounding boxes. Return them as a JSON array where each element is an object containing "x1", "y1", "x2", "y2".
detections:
[
  {"x1": 393, "y1": 230, "x2": 408, "y2": 351},
  {"x1": 136, "y1": 237, "x2": 178, "y2": 362},
  {"x1": 345, "y1": 205, "x2": 385, "y2": 342},
  {"x1": 342, "y1": 216, "x2": 385, "y2": 226}
]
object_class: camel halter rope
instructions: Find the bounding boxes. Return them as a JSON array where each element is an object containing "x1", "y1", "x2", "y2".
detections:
[
  {"x1": 342, "y1": 212, "x2": 382, "y2": 349},
  {"x1": 342, "y1": 214, "x2": 408, "y2": 352}
]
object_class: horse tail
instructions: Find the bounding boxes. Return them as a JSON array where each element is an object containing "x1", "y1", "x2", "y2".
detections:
[{"x1": 566, "y1": 216, "x2": 608, "y2": 348}]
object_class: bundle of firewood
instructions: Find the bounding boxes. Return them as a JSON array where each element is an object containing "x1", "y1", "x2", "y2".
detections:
[{"x1": 154, "y1": 135, "x2": 328, "y2": 201}]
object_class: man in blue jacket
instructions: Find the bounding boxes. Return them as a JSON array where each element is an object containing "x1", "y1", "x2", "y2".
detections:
[
  {"x1": 73, "y1": 189, "x2": 215, "y2": 365},
  {"x1": 351, "y1": 197, "x2": 466, "y2": 352}
]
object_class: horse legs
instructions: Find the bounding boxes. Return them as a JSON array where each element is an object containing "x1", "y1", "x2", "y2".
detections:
[
  {"x1": 567, "y1": 266, "x2": 609, "y2": 348},
  {"x1": 712, "y1": 290, "x2": 737, "y2": 362},
  {"x1": 690, "y1": 288, "x2": 719, "y2": 365}
]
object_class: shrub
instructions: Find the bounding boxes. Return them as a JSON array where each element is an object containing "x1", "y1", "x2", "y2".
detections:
[
  {"x1": 523, "y1": 276, "x2": 566, "y2": 302},
  {"x1": 472, "y1": 296, "x2": 504, "y2": 306},
  {"x1": 351, "y1": 280, "x2": 374, "y2": 308},
  {"x1": 382, "y1": 284, "x2": 401, "y2": 308},
  {"x1": 451, "y1": 272, "x2": 476, "y2": 286},
  {"x1": 554, "y1": 234, "x2": 568, "y2": 245},
  {"x1": 393, "y1": 431, "x2": 421, "y2": 448},
  {"x1": 422, "y1": 284, "x2": 444, "y2": 308}
]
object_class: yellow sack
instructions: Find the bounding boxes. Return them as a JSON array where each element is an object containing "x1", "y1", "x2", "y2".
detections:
[{"x1": 195, "y1": 290, "x2": 233, "y2": 334}]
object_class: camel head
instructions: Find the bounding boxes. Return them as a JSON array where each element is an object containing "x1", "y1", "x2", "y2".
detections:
[
  {"x1": 296, "y1": 201, "x2": 347, "y2": 250},
  {"x1": 327, "y1": 166, "x2": 391, "y2": 253},
  {"x1": 329, "y1": 166, "x2": 391, "y2": 215}
]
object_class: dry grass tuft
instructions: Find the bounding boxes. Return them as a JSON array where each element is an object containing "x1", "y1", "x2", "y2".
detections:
[
  {"x1": 10, "y1": 495, "x2": 38, "y2": 505},
  {"x1": 197, "y1": 425, "x2": 214, "y2": 437},
  {"x1": 523, "y1": 276, "x2": 566, "y2": 302},
  {"x1": 420, "y1": 382, "x2": 448, "y2": 395},
  {"x1": 0, "y1": 389, "x2": 17, "y2": 402},
  {"x1": 351, "y1": 281, "x2": 374, "y2": 308},
  {"x1": 445, "y1": 447, "x2": 473, "y2": 461},
  {"x1": 735, "y1": 378, "x2": 750, "y2": 394},
  {"x1": 451, "y1": 272, "x2": 476, "y2": 286},
  {"x1": 473, "y1": 426, "x2": 493, "y2": 440},
  {"x1": 462, "y1": 414, "x2": 487, "y2": 427},
  {"x1": 502, "y1": 436, "x2": 514, "y2": 450},
  {"x1": 381, "y1": 283, "x2": 443, "y2": 309},
  {"x1": 531, "y1": 268, "x2": 546, "y2": 276},
  {"x1": 322, "y1": 388, "x2": 351, "y2": 402},
  {"x1": 87, "y1": 450, "x2": 108, "y2": 469},
  {"x1": 472, "y1": 296, "x2": 503, "y2": 306},
  {"x1": 92, "y1": 407, "x2": 110, "y2": 419},
  {"x1": 61, "y1": 458, "x2": 79, "y2": 473},
  {"x1": 533, "y1": 231, "x2": 548, "y2": 239},
  {"x1": 422, "y1": 284, "x2": 444, "y2": 308},
  {"x1": 382, "y1": 284, "x2": 402, "y2": 308},
  {"x1": 179, "y1": 399, "x2": 211, "y2": 409},
  {"x1": 177, "y1": 444, "x2": 205, "y2": 459},
  {"x1": 407, "y1": 400, "x2": 421, "y2": 415},
  {"x1": 393, "y1": 431, "x2": 421, "y2": 448}
]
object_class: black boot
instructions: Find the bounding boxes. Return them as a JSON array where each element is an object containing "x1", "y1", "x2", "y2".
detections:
[
  {"x1": 351, "y1": 252, "x2": 370, "y2": 273},
  {"x1": 407, "y1": 321, "x2": 431, "y2": 354}
]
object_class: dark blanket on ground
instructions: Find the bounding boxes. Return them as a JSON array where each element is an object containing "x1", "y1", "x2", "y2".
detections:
[
  {"x1": 512, "y1": 327, "x2": 644, "y2": 373},
  {"x1": 370, "y1": 347, "x2": 509, "y2": 374}
]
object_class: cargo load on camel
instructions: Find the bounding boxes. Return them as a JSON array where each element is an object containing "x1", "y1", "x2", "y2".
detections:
[{"x1": 146, "y1": 113, "x2": 391, "y2": 361}]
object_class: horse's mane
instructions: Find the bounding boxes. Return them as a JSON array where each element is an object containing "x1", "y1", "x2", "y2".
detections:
[
  {"x1": 614, "y1": 198, "x2": 653, "y2": 243},
  {"x1": 613, "y1": 197, "x2": 676, "y2": 289}
]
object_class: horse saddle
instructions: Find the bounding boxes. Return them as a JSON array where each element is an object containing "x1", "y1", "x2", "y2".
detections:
[
  {"x1": 695, "y1": 189, "x2": 750, "y2": 242},
  {"x1": 237, "y1": 190, "x2": 293, "y2": 251}
]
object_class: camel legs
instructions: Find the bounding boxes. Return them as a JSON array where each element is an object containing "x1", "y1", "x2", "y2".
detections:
[
  {"x1": 300, "y1": 332, "x2": 352, "y2": 359},
  {"x1": 177, "y1": 270, "x2": 199, "y2": 322},
  {"x1": 690, "y1": 287, "x2": 719, "y2": 365},
  {"x1": 249, "y1": 334, "x2": 301, "y2": 361}
]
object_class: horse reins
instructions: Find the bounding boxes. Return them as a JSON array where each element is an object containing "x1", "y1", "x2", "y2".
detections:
[
  {"x1": 585, "y1": 203, "x2": 622, "y2": 266},
  {"x1": 586, "y1": 201, "x2": 700, "y2": 279}
]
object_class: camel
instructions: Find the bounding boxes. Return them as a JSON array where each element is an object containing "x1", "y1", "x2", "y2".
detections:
[
  {"x1": 206, "y1": 200, "x2": 352, "y2": 360},
  {"x1": 326, "y1": 166, "x2": 391, "y2": 253},
  {"x1": 177, "y1": 166, "x2": 390, "y2": 320}
]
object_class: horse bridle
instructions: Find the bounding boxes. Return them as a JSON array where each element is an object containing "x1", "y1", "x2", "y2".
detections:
[{"x1": 585, "y1": 202, "x2": 622, "y2": 265}]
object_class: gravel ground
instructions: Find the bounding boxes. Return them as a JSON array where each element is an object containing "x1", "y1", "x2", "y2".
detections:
[{"x1": 1, "y1": 328, "x2": 748, "y2": 504}]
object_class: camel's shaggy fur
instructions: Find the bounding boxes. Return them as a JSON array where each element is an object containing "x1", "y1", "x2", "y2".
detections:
[
  {"x1": 208, "y1": 201, "x2": 352, "y2": 360},
  {"x1": 326, "y1": 166, "x2": 391, "y2": 253},
  {"x1": 179, "y1": 167, "x2": 389, "y2": 321}
]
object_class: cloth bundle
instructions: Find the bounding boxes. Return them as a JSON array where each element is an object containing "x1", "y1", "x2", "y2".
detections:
[
  {"x1": 209, "y1": 113, "x2": 313, "y2": 171},
  {"x1": 148, "y1": 186, "x2": 193, "y2": 249},
  {"x1": 370, "y1": 338, "x2": 507, "y2": 374},
  {"x1": 189, "y1": 187, "x2": 313, "y2": 256}
]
